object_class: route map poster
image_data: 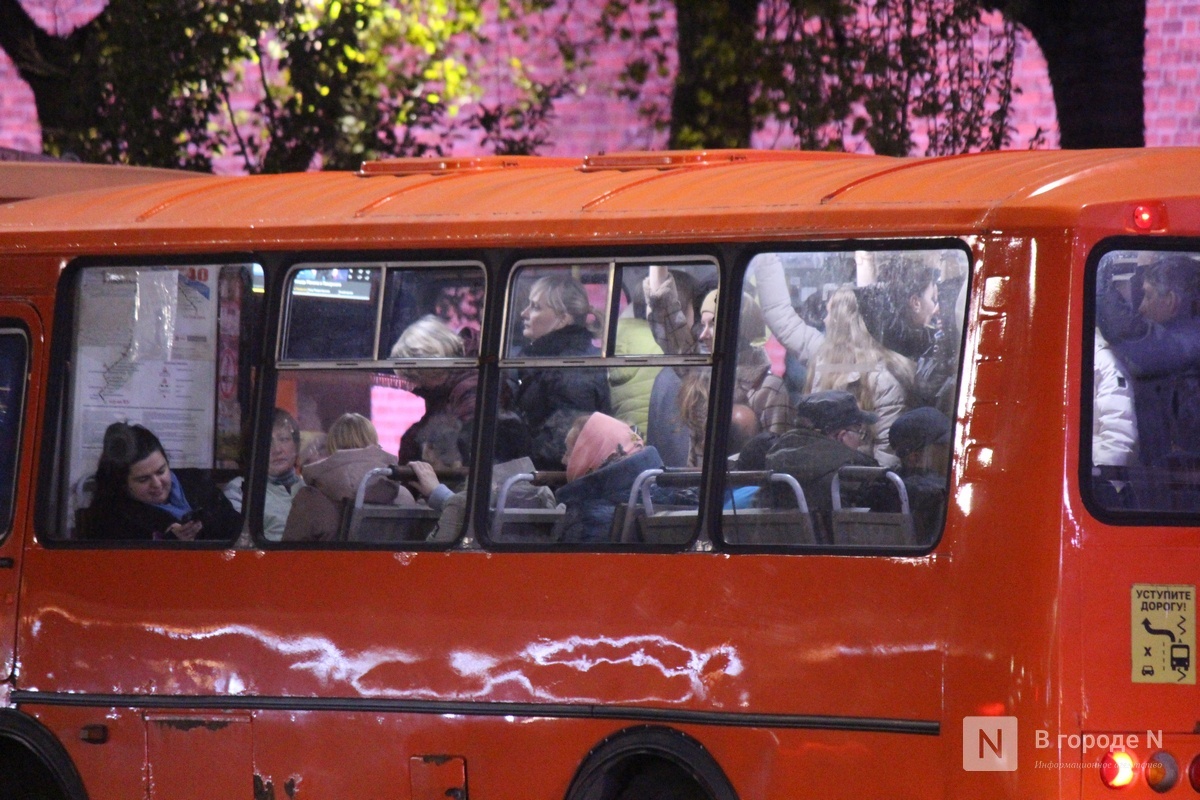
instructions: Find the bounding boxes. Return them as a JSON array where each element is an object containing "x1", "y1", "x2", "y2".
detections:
[{"x1": 69, "y1": 267, "x2": 220, "y2": 503}]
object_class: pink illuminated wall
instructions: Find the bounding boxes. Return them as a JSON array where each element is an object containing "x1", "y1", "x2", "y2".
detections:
[{"x1": 1, "y1": 0, "x2": 1066, "y2": 163}]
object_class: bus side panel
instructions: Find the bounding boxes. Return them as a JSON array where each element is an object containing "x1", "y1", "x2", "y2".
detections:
[
  {"x1": 27, "y1": 704, "x2": 945, "y2": 800},
  {"x1": 941, "y1": 235, "x2": 1075, "y2": 799},
  {"x1": 14, "y1": 547, "x2": 945, "y2": 797}
]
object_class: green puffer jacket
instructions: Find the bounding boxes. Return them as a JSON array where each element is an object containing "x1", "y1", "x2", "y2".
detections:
[{"x1": 608, "y1": 318, "x2": 662, "y2": 437}]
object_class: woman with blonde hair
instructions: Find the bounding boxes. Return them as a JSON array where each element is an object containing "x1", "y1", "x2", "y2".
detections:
[
  {"x1": 804, "y1": 287, "x2": 914, "y2": 465},
  {"x1": 390, "y1": 314, "x2": 477, "y2": 463},
  {"x1": 282, "y1": 413, "x2": 417, "y2": 542},
  {"x1": 756, "y1": 254, "x2": 913, "y2": 465},
  {"x1": 513, "y1": 272, "x2": 611, "y2": 468}
]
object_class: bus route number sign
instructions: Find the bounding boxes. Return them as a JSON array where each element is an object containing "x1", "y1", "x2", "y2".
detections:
[{"x1": 1131, "y1": 583, "x2": 1196, "y2": 684}]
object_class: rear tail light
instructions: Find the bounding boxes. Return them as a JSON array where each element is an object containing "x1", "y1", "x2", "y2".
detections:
[
  {"x1": 1100, "y1": 750, "x2": 1137, "y2": 788},
  {"x1": 1144, "y1": 751, "x2": 1178, "y2": 793},
  {"x1": 1188, "y1": 753, "x2": 1200, "y2": 792}
]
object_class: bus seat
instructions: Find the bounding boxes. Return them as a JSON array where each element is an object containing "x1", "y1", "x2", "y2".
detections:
[
  {"x1": 830, "y1": 466, "x2": 915, "y2": 547},
  {"x1": 637, "y1": 508, "x2": 699, "y2": 544},
  {"x1": 491, "y1": 471, "x2": 564, "y2": 543},
  {"x1": 341, "y1": 466, "x2": 438, "y2": 542},
  {"x1": 723, "y1": 509, "x2": 816, "y2": 545},
  {"x1": 722, "y1": 471, "x2": 815, "y2": 545},
  {"x1": 615, "y1": 468, "x2": 700, "y2": 544},
  {"x1": 67, "y1": 473, "x2": 97, "y2": 540}
]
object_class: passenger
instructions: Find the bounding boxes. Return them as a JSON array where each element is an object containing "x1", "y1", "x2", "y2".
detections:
[
  {"x1": 87, "y1": 422, "x2": 241, "y2": 541},
  {"x1": 1092, "y1": 330, "x2": 1138, "y2": 507},
  {"x1": 725, "y1": 429, "x2": 779, "y2": 511},
  {"x1": 646, "y1": 266, "x2": 791, "y2": 465},
  {"x1": 514, "y1": 274, "x2": 612, "y2": 469},
  {"x1": 609, "y1": 271, "x2": 663, "y2": 437},
  {"x1": 728, "y1": 403, "x2": 762, "y2": 458},
  {"x1": 223, "y1": 408, "x2": 304, "y2": 542},
  {"x1": 553, "y1": 412, "x2": 666, "y2": 544},
  {"x1": 390, "y1": 314, "x2": 478, "y2": 464},
  {"x1": 1097, "y1": 254, "x2": 1200, "y2": 470},
  {"x1": 858, "y1": 256, "x2": 940, "y2": 360},
  {"x1": 644, "y1": 268, "x2": 700, "y2": 467},
  {"x1": 646, "y1": 266, "x2": 791, "y2": 431},
  {"x1": 756, "y1": 254, "x2": 913, "y2": 466},
  {"x1": 880, "y1": 407, "x2": 952, "y2": 544},
  {"x1": 408, "y1": 414, "x2": 468, "y2": 540},
  {"x1": 861, "y1": 256, "x2": 957, "y2": 412},
  {"x1": 484, "y1": 411, "x2": 559, "y2": 543},
  {"x1": 765, "y1": 390, "x2": 878, "y2": 542},
  {"x1": 282, "y1": 413, "x2": 416, "y2": 542}
]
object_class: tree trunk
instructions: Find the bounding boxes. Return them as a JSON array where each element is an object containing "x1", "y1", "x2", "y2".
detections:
[
  {"x1": 1000, "y1": 0, "x2": 1145, "y2": 148},
  {"x1": 0, "y1": 0, "x2": 101, "y2": 156},
  {"x1": 669, "y1": 0, "x2": 761, "y2": 149}
]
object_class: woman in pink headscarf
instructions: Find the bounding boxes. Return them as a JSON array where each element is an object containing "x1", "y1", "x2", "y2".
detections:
[{"x1": 554, "y1": 412, "x2": 664, "y2": 543}]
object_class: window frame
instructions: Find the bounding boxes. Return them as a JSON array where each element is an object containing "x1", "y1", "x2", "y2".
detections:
[
  {"x1": 1081, "y1": 236, "x2": 1200, "y2": 527},
  {"x1": 708, "y1": 239, "x2": 973, "y2": 555},
  {"x1": 0, "y1": 324, "x2": 29, "y2": 542},
  {"x1": 38, "y1": 256, "x2": 262, "y2": 547},
  {"x1": 265, "y1": 258, "x2": 489, "y2": 548}
]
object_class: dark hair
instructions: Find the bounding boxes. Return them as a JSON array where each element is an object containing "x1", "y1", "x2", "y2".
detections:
[
  {"x1": 1144, "y1": 255, "x2": 1200, "y2": 316},
  {"x1": 493, "y1": 410, "x2": 533, "y2": 463},
  {"x1": 879, "y1": 256, "x2": 939, "y2": 311},
  {"x1": 737, "y1": 431, "x2": 779, "y2": 471},
  {"x1": 415, "y1": 413, "x2": 464, "y2": 467},
  {"x1": 94, "y1": 422, "x2": 167, "y2": 504}
]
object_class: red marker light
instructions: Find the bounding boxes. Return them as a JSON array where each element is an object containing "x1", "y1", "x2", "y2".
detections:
[
  {"x1": 1131, "y1": 203, "x2": 1165, "y2": 232},
  {"x1": 1100, "y1": 750, "x2": 1137, "y2": 788}
]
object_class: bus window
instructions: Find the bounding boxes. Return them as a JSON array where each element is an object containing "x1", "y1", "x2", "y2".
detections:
[
  {"x1": 60, "y1": 264, "x2": 259, "y2": 542},
  {"x1": 282, "y1": 266, "x2": 381, "y2": 360},
  {"x1": 271, "y1": 263, "x2": 483, "y2": 545},
  {"x1": 0, "y1": 328, "x2": 28, "y2": 537},
  {"x1": 490, "y1": 260, "x2": 716, "y2": 546},
  {"x1": 724, "y1": 248, "x2": 968, "y2": 549},
  {"x1": 1090, "y1": 249, "x2": 1200, "y2": 516}
]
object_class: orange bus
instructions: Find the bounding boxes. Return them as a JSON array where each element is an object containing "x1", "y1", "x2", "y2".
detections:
[{"x1": 0, "y1": 148, "x2": 1196, "y2": 799}]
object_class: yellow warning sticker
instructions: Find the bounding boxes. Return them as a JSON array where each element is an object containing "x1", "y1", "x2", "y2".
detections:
[{"x1": 1132, "y1": 584, "x2": 1196, "y2": 684}]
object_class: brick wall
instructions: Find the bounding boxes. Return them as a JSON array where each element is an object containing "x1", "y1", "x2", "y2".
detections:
[
  {"x1": 14, "y1": 1, "x2": 1200, "y2": 162},
  {"x1": 1146, "y1": 0, "x2": 1200, "y2": 145}
]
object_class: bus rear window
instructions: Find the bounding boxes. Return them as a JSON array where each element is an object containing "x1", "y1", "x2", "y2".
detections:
[{"x1": 1090, "y1": 249, "x2": 1200, "y2": 518}]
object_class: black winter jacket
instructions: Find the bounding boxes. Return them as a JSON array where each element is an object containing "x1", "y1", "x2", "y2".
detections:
[
  {"x1": 87, "y1": 468, "x2": 242, "y2": 542},
  {"x1": 513, "y1": 325, "x2": 611, "y2": 468}
]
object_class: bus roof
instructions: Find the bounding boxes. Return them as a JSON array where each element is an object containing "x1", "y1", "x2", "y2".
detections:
[
  {"x1": 1, "y1": 148, "x2": 1199, "y2": 251},
  {"x1": 0, "y1": 161, "x2": 209, "y2": 205}
]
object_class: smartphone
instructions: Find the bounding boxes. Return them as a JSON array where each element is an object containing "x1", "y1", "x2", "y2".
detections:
[{"x1": 179, "y1": 508, "x2": 204, "y2": 524}]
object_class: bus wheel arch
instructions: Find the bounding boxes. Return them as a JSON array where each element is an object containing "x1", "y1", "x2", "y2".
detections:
[
  {"x1": 565, "y1": 725, "x2": 738, "y2": 800},
  {"x1": 0, "y1": 709, "x2": 88, "y2": 800}
]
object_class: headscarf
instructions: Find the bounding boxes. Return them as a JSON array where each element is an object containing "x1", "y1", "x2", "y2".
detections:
[{"x1": 565, "y1": 413, "x2": 645, "y2": 481}]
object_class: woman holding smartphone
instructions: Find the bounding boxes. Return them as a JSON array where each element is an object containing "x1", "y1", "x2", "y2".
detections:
[{"x1": 87, "y1": 422, "x2": 242, "y2": 541}]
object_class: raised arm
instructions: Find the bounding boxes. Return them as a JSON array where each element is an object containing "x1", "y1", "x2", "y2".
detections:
[
  {"x1": 643, "y1": 269, "x2": 698, "y2": 355},
  {"x1": 753, "y1": 254, "x2": 824, "y2": 365}
]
